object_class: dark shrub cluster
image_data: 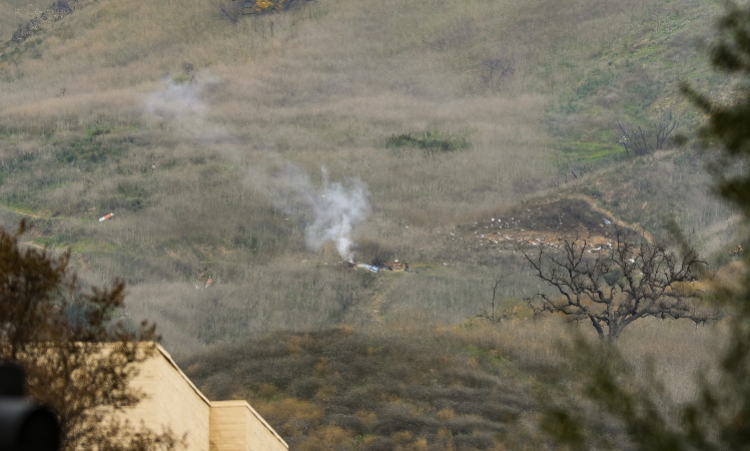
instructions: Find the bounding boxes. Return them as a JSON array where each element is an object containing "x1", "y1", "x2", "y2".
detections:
[
  {"x1": 386, "y1": 132, "x2": 470, "y2": 155},
  {"x1": 182, "y1": 327, "x2": 538, "y2": 450}
]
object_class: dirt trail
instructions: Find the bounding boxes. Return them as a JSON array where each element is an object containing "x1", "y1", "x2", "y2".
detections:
[
  {"x1": 0, "y1": 204, "x2": 74, "y2": 254},
  {"x1": 0, "y1": 203, "x2": 47, "y2": 220},
  {"x1": 344, "y1": 271, "x2": 405, "y2": 326},
  {"x1": 364, "y1": 277, "x2": 399, "y2": 324},
  {"x1": 21, "y1": 241, "x2": 46, "y2": 250}
]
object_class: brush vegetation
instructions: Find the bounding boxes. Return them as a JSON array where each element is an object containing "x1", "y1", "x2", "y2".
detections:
[
  {"x1": 182, "y1": 320, "x2": 723, "y2": 451},
  {"x1": 0, "y1": 0, "x2": 735, "y2": 348},
  {"x1": 0, "y1": 0, "x2": 745, "y2": 448}
]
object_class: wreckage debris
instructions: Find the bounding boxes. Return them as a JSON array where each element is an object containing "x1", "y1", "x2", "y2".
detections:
[
  {"x1": 195, "y1": 272, "x2": 215, "y2": 289},
  {"x1": 384, "y1": 260, "x2": 408, "y2": 272},
  {"x1": 99, "y1": 213, "x2": 114, "y2": 222},
  {"x1": 357, "y1": 263, "x2": 381, "y2": 273},
  {"x1": 355, "y1": 260, "x2": 409, "y2": 273}
]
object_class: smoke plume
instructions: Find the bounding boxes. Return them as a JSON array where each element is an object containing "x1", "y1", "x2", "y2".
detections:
[
  {"x1": 143, "y1": 74, "x2": 225, "y2": 140},
  {"x1": 259, "y1": 165, "x2": 370, "y2": 262},
  {"x1": 306, "y1": 168, "x2": 369, "y2": 261}
]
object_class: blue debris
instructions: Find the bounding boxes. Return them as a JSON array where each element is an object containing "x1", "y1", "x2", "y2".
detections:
[{"x1": 357, "y1": 263, "x2": 381, "y2": 273}]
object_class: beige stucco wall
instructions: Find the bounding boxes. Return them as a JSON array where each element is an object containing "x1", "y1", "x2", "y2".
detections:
[
  {"x1": 122, "y1": 344, "x2": 287, "y2": 451},
  {"x1": 124, "y1": 345, "x2": 211, "y2": 451},
  {"x1": 210, "y1": 401, "x2": 288, "y2": 451}
]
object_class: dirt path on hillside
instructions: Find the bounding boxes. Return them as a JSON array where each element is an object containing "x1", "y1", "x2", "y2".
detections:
[
  {"x1": 0, "y1": 203, "x2": 47, "y2": 220},
  {"x1": 343, "y1": 272, "x2": 405, "y2": 326},
  {"x1": 362, "y1": 278, "x2": 397, "y2": 324},
  {"x1": 0, "y1": 204, "x2": 69, "y2": 252}
]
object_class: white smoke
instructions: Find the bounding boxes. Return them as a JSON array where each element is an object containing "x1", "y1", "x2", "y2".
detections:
[
  {"x1": 143, "y1": 74, "x2": 225, "y2": 140},
  {"x1": 305, "y1": 168, "x2": 369, "y2": 261},
  {"x1": 258, "y1": 165, "x2": 370, "y2": 262}
]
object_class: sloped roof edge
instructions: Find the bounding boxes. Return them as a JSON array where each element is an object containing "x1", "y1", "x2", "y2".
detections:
[
  {"x1": 212, "y1": 401, "x2": 289, "y2": 449},
  {"x1": 154, "y1": 344, "x2": 288, "y2": 449},
  {"x1": 155, "y1": 343, "x2": 211, "y2": 405}
]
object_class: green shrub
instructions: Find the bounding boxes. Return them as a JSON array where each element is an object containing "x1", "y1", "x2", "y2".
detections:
[
  {"x1": 385, "y1": 132, "x2": 469, "y2": 155},
  {"x1": 56, "y1": 139, "x2": 121, "y2": 168}
]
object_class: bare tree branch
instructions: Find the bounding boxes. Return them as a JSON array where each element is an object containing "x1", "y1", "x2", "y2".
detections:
[
  {"x1": 212, "y1": 0, "x2": 240, "y2": 23},
  {"x1": 525, "y1": 227, "x2": 720, "y2": 341},
  {"x1": 478, "y1": 272, "x2": 515, "y2": 323},
  {"x1": 618, "y1": 112, "x2": 679, "y2": 157}
]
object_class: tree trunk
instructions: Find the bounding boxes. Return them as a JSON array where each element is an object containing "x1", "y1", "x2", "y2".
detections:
[{"x1": 607, "y1": 324, "x2": 623, "y2": 342}]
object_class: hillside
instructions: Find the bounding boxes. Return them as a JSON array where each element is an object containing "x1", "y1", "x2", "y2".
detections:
[
  {"x1": 2, "y1": 0, "x2": 746, "y2": 449},
  {"x1": 181, "y1": 321, "x2": 723, "y2": 450},
  {"x1": 0, "y1": 0, "x2": 739, "y2": 350}
]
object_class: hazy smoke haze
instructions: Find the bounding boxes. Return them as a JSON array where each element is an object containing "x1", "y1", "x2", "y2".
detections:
[{"x1": 143, "y1": 74, "x2": 226, "y2": 140}]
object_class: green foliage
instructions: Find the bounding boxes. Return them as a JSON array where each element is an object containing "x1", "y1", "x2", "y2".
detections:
[
  {"x1": 116, "y1": 181, "x2": 148, "y2": 212},
  {"x1": 539, "y1": 408, "x2": 584, "y2": 447},
  {"x1": 574, "y1": 68, "x2": 615, "y2": 99},
  {"x1": 170, "y1": 74, "x2": 193, "y2": 84},
  {"x1": 56, "y1": 138, "x2": 120, "y2": 168},
  {"x1": 558, "y1": 140, "x2": 625, "y2": 165},
  {"x1": 543, "y1": 0, "x2": 722, "y2": 155},
  {"x1": 386, "y1": 132, "x2": 470, "y2": 155},
  {"x1": 0, "y1": 220, "x2": 182, "y2": 451},
  {"x1": 681, "y1": 4, "x2": 750, "y2": 220},
  {"x1": 0, "y1": 0, "x2": 738, "y2": 356},
  {"x1": 540, "y1": 1, "x2": 750, "y2": 450}
]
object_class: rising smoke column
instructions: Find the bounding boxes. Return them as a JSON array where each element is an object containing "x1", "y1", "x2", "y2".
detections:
[
  {"x1": 305, "y1": 169, "x2": 369, "y2": 262},
  {"x1": 258, "y1": 165, "x2": 370, "y2": 262}
]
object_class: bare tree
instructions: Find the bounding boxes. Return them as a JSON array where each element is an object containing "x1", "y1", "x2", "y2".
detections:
[
  {"x1": 525, "y1": 228, "x2": 719, "y2": 341},
  {"x1": 653, "y1": 111, "x2": 678, "y2": 150},
  {"x1": 478, "y1": 276, "x2": 511, "y2": 323},
  {"x1": 481, "y1": 58, "x2": 515, "y2": 91},
  {"x1": 0, "y1": 220, "x2": 183, "y2": 451},
  {"x1": 618, "y1": 112, "x2": 678, "y2": 157}
]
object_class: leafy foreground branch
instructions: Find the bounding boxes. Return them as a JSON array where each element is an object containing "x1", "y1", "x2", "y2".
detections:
[
  {"x1": 0, "y1": 220, "x2": 183, "y2": 451},
  {"x1": 539, "y1": 1, "x2": 750, "y2": 449},
  {"x1": 525, "y1": 228, "x2": 720, "y2": 341}
]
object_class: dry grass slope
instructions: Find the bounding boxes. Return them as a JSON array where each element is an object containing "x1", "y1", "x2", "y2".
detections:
[
  {"x1": 0, "y1": 0, "x2": 737, "y2": 350},
  {"x1": 181, "y1": 321, "x2": 724, "y2": 450}
]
